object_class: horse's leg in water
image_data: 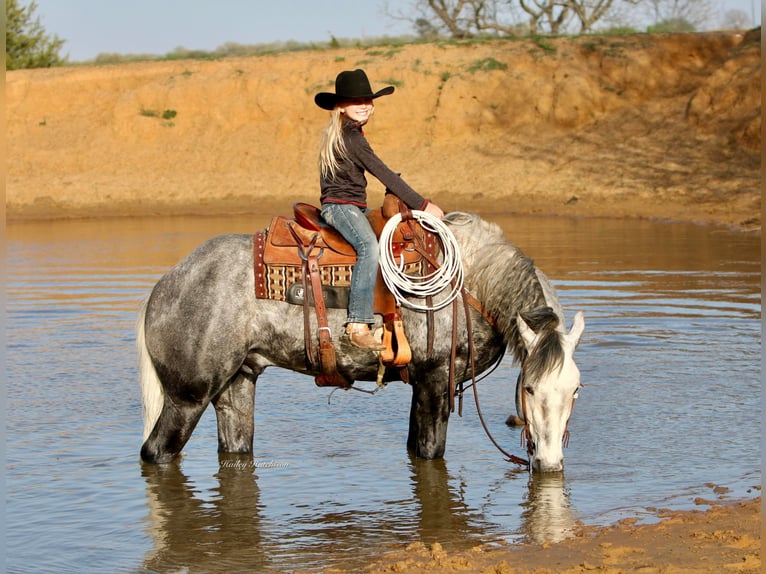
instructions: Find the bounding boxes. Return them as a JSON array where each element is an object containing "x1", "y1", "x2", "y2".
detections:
[
  {"x1": 140, "y1": 395, "x2": 209, "y2": 464},
  {"x1": 212, "y1": 372, "x2": 257, "y2": 454},
  {"x1": 406, "y1": 371, "x2": 451, "y2": 459}
]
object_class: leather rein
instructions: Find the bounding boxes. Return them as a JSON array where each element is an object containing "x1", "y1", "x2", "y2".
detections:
[{"x1": 462, "y1": 290, "x2": 530, "y2": 467}]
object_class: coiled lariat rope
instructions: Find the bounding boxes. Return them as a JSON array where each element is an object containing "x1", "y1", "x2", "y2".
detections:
[{"x1": 378, "y1": 210, "x2": 464, "y2": 311}]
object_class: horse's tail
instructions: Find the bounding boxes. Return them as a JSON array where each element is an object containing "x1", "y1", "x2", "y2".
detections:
[{"x1": 137, "y1": 298, "x2": 164, "y2": 442}]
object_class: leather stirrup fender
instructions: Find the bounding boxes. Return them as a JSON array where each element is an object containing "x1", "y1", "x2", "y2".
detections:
[
  {"x1": 380, "y1": 322, "x2": 395, "y2": 364},
  {"x1": 391, "y1": 317, "x2": 411, "y2": 366},
  {"x1": 379, "y1": 312, "x2": 412, "y2": 368}
]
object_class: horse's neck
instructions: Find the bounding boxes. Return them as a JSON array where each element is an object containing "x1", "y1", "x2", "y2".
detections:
[{"x1": 468, "y1": 252, "x2": 546, "y2": 312}]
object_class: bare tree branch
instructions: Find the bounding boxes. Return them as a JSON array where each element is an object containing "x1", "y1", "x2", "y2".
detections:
[
  {"x1": 397, "y1": 0, "x2": 716, "y2": 38},
  {"x1": 568, "y1": 0, "x2": 616, "y2": 32},
  {"x1": 519, "y1": 0, "x2": 573, "y2": 34},
  {"x1": 427, "y1": 0, "x2": 474, "y2": 37}
]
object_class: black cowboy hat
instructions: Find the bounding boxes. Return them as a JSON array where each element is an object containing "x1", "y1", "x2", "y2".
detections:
[{"x1": 314, "y1": 69, "x2": 395, "y2": 110}]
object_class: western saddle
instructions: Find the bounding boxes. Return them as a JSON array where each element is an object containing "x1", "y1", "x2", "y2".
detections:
[{"x1": 253, "y1": 195, "x2": 438, "y2": 388}]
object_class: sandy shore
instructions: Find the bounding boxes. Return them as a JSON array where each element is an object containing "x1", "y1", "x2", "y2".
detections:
[
  {"x1": 6, "y1": 30, "x2": 762, "y2": 573},
  {"x1": 349, "y1": 496, "x2": 762, "y2": 574}
]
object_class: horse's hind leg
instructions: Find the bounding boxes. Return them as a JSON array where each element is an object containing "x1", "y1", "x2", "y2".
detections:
[
  {"x1": 212, "y1": 372, "x2": 256, "y2": 454},
  {"x1": 140, "y1": 399, "x2": 209, "y2": 464}
]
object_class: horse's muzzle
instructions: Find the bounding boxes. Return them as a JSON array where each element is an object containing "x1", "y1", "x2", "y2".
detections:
[{"x1": 531, "y1": 456, "x2": 564, "y2": 473}]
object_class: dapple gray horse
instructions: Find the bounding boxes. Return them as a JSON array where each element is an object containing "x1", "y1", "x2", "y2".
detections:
[{"x1": 138, "y1": 212, "x2": 585, "y2": 471}]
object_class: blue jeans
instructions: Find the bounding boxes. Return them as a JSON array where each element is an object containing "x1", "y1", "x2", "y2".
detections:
[{"x1": 320, "y1": 203, "x2": 378, "y2": 325}]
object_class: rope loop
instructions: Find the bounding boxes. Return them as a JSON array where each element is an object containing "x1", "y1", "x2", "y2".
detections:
[{"x1": 379, "y1": 211, "x2": 464, "y2": 311}]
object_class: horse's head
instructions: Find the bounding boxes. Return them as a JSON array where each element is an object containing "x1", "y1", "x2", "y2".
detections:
[{"x1": 517, "y1": 311, "x2": 585, "y2": 473}]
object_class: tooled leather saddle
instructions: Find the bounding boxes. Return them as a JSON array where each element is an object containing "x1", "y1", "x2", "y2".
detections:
[{"x1": 253, "y1": 195, "x2": 438, "y2": 388}]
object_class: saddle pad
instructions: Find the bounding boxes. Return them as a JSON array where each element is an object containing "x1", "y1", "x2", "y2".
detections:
[
  {"x1": 262, "y1": 264, "x2": 354, "y2": 301},
  {"x1": 258, "y1": 261, "x2": 423, "y2": 303}
]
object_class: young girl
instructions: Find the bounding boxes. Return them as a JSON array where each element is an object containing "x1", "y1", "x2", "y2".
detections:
[{"x1": 315, "y1": 69, "x2": 444, "y2": 350}]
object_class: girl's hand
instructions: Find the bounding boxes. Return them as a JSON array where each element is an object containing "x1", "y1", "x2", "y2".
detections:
[{"x1": 423, "y1": 201, "x2": 445, "y2": 220}]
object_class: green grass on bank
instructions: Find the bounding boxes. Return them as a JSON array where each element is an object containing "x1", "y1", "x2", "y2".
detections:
[
  {"x1": 57, "y1": 26, "x2": 757, "y2": 68},
  {"x1": 69, "y1": 29, "x2": 646, "y2": 66}
]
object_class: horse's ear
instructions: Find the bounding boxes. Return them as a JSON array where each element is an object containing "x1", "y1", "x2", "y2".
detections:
[
  {"x1": 517, "y1": 314, "x2": 538, "y2": 349},
  {"x1": 568, "y1": 311, "x2": 585, "y2": 346}
]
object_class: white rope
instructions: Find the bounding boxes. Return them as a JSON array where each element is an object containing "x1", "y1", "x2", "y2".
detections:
[{"x1": 378, "y1": 210, "x2": 464, "y2": 311}]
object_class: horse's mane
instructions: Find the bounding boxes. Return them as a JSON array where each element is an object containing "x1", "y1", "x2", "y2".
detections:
[
  {"x1": 445, "y1": 212, "x2": 565, "y2": 375},
  {"x1": 518, "y1": 307, "x2": 565, "y2": 382}
]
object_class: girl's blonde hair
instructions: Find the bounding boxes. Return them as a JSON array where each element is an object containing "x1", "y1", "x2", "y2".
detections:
[{"x1": 318, "y1": 108, "x2": 347, "y2": 181}]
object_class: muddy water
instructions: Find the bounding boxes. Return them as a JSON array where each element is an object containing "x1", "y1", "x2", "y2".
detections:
[{"x1": 6, "y1": 214, "x2": 760, "y2": 573}]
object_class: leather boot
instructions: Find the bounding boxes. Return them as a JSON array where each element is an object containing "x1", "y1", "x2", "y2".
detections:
[{"x1": 345, "y1": 323, "x2": 385, "y2": 351}]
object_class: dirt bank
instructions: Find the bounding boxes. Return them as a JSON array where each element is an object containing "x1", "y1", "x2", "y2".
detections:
[{"x1": 6, "y1": 31, "x2": 761, "y2": 231}]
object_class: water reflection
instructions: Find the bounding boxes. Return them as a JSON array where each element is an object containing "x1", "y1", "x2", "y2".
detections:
[
  {"x1": 518, "y1": 473, "x2": 575, "y2": 544},
  {"x1": 141, "y1": 455, "x2": 268, "y2": 573},
  {"x1": 141, "y1": 457, "x2": 579, "y2": 570},
  {"x1": 408, "y1": 457, "x2": 487, "y2": 544},
  {"x1": 140, "y1": 455, "x2": 498, "y2": 572}
]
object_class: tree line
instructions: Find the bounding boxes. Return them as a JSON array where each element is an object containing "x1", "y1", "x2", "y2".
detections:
[
  {"x1": 395, "y1": 0, "x2": 750, "y2": 37},
  {"x1": 6, "y1": 0, "x2": 755, "y2": 70}
]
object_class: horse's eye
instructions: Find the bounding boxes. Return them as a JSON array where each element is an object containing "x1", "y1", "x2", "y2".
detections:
[{"x1": 524, "y1": 386, "x2": 534, "y2": 396}]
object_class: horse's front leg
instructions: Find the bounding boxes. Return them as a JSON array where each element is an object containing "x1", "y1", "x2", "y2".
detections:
[
  {"x1": 407, "y1": 369, "x2": 451, "y2": 459},
  {"x1": 212, "y1": 372, "x2": 256, "y2": 454}
]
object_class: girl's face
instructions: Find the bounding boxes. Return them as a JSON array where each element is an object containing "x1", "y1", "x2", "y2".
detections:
[{"x1": 339, "y1": 98, "x2": 374, "y2": 124}]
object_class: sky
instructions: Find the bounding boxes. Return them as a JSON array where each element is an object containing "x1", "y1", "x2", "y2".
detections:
[{"x1": 31, "y1": 0, "x2": 762, "y2": 63}]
